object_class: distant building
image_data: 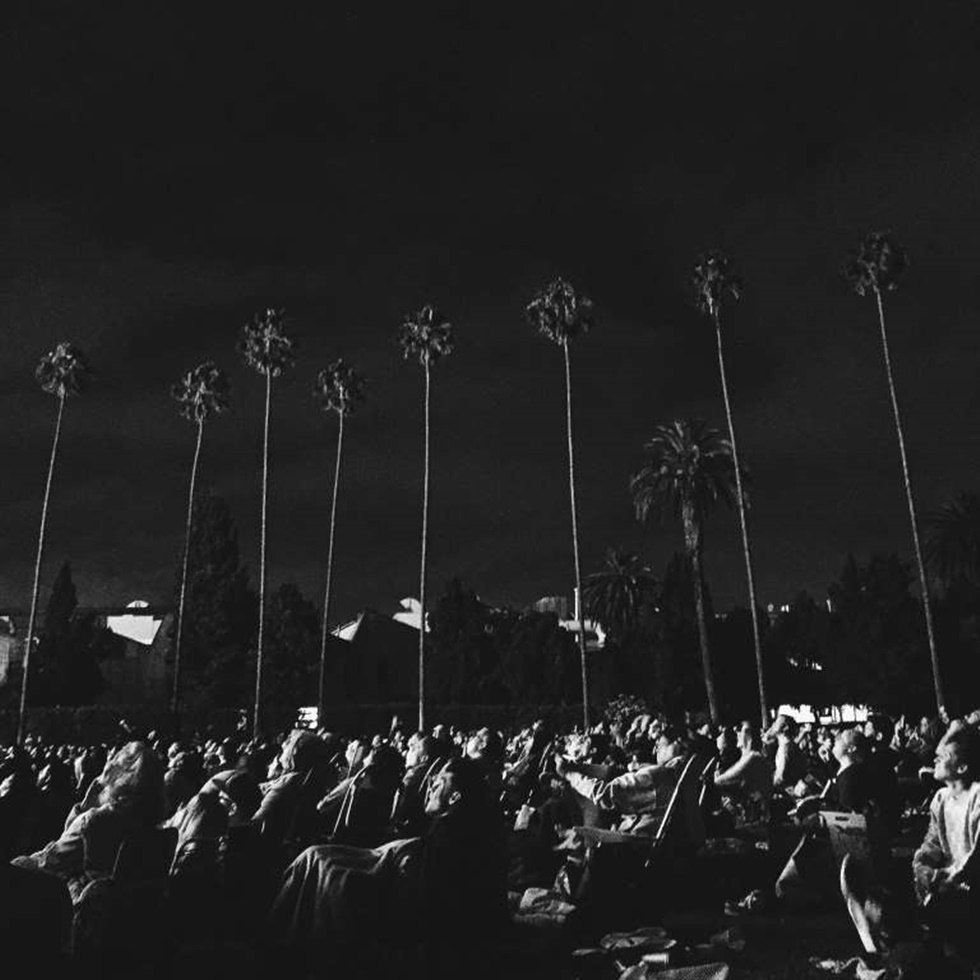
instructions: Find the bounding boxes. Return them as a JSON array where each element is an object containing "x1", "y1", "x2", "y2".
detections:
[
  {"x1": 0, "y1": 616, "x2": 21, "y2": 686},
  {"x1": 534, "y1": 588, "x2": 605, "y2": 652},
  {"x1": 99, "y1": 600, "x2": 173, "y2": 704}
]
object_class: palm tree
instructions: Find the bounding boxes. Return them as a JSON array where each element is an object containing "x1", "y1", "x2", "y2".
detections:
[
  {"x1": 170, "y1": 361, "x2": 230, "y2": 715},
  {"x1": 843, "y1": 231, "x2": 945, "y2": 718},
  {"x1": 525, "y1": 277, "x2": 595, "y2": 729},
  {"x1": 398, "y1": 305, "x2": 454, "y2": 732},
  {"x1": 583, "y1": 549, "x2": 658, "y2": 643},
  {"x1": 926, "y1": 492, "x2": 980, "y2": 591},
  {"x1": 630, "y1": 419, "x2": 736, "y2": 725},
  {"x1": 239, "y1": 308, "x2": 295, "y2": 737},
  {"x1": 313, "y1": 358, "x2": 366, "y2": 724},
  {"x1": 17, "y1": 342, "x2": 92, "y2": 745},
  {"x1": 692, "y1": 250, "x2": 769, "y2": 728}
]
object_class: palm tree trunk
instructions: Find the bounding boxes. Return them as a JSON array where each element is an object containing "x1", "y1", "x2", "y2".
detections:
[
  {"x1": 714, "y1": 311, "x2": 768, "y2": 728},
  {"x1": 874, "y1": 287, "x2": 944, "y2": 717},
  {"x1": 254, "y1": 370, "x2": 272, "y2": 739},
  {"x1": 18, "y1": 393, "x2": 66, "y2": 745},
  {"x1": 418, "y1": 362, "x2": 431, "y2": 732},
  {"x1": 172, "y1": 418, "x2": 204, "y2": 716},
  {"x1": 563, "y1": 340, "x2": 590, "y2": 730},
  {"x1": 684, "y1": 501, "x2": 719, "y2": 725},
  {"x1": 318, "y1": 410, "x2": 345, "y2": 726}
]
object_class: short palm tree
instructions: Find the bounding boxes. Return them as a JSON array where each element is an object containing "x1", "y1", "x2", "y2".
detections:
[
  {"x1": 692, "y1": 250, "x2": 768, "y2": 727},
  {"x1": 239, "y1": 308, "x2": 295, "y2": 737},
  {"x1": 17, "y1": 342, "x2": 92, "y2": 744},
  {"x1": 926, "y1": 492, "x2": 980, "y2": 591},
  {"x1": 843, "y1": 231, "x2": 944, "y2": 718},
  {"x1": 313, "y1": 358, "x2": 366, "y2": 724},
  {"x1": 398, "y1": 305, "x2": 454, "y2": 732},
  {"x1": 170, "y1": 361, "x2": 230, "y2": 715},
  {"x1": 583, "y1": 549, "x2": 658, "y2": 643},
  {"x1": 630, "y1": 419, "x2": 736, "y2": 725},
  {"x1": 525, "y1": 277, "x2": 595, "y2": 729}
]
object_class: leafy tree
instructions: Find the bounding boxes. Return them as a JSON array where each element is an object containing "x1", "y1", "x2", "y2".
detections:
[
  {"x1": 397, "y1": 304, "x2": 454, "y2": 730},
  {"x1": 239, "y1": 308, "x2": 295, "y2": 736},
  {"x1": 630, "y1": 419, "x2": 736, "y2": 724},
  {"x1": 170, "y1": 361, "x2": 230, "y2": 714},
  {"x1": 172, "y1": 491, "x2": 258, "y2": 710},
  {"x1": 264, "y1": 582, "x2": 320, "y2": 710},
  {"x1": 583, "y1": 549, "x2": 658, "y2": 644},
  {"x1": 825, "y1": 553, "x2": 931, "y2": 714},
  {"x1": 762, "y1": 591, "x2": 832, "y2": 708},
  {"x1": 18, "y1": 342, "x2": 92, "y2": 743},
  {"x1": 33, "y1": 563, "x2": 104, "y2": 706},
  {"x1": 926, "y1": 491, "x2": 980, "y2": 593},
  {"x1": 843, "y1": 232, "x2": 943, "y2": 718},
  {"x1": 313, "y1": 359, "x2": 366, "y2": 722},
  {"x1": 428, "y1": 577, "x2": 497, "y2": 704},
  {"x1": 693, "y1": 250, "x2": 768, "y2": 726},
  {"x1": 525, "y1": 277, "x2": 595, "y2": 728}
]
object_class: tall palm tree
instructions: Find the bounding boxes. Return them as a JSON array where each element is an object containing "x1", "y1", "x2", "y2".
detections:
[
  {"x1": 843, "y1": 231, "x2": 945, "y2": 718},
  {"x1": 525, "y1": 277, "x2": 595, "y2": 729},
  {"x1": 17, "y1": 342, "x2": 92, "y2": 745},
  {"x1": 693, "y1": 250, "x2": 768, "y2": 727},
  {"x1": 926, "y1": 491, "x2": 980, "y2": 592},
  {"x1": 239, "y1": 308, "x2": 295, "y2": 737},
  {"x1": 170, "y1": 361, "x2": 230, "y2": 715},
  {"x1": 313, "y1": 358, "x2": 366, "y2": 725},
  {"x1": 630, "y1": 419, "x2": 736, "y2": 725},
  {"x1": 583, "y1": 549, "x2": 658, "y2": 643},
  {"x1": 398, "y1": 305, "x2": 454, "y2": 732}
]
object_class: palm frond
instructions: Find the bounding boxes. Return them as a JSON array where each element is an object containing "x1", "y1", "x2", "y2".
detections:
[
  {"x1": 172, "y1": 361, "x2": 230, "y2": 424},
  {"x1": 692, "y1": 250, "x2": 741, "y2": 318},
  {"x1": 313, "y1": 359, "x2": 367, "y2": 416},
  {"x1": 239, "y1": 308, "x2": 296, "y2": 377},
  {"x1": 397, "y1": 305, "x2": 454, "y2": 366},
  {"x1": 842, "y1": 230, "x2": 908, "y2": 297},
  {"x1": 525, "y1": 277, "x2": 594, "y2": 346},
  {"x1": 35, "y1": 342, "x2": 92, "y2": 398}
]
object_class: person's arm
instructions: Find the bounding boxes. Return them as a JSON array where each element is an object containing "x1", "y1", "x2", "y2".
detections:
[
  {"x1": 714, "y1": 754, "x2": 752, "y2": 788},
  {"x1": 912, "y1": 791, "x2": 949, "y2": 903}
]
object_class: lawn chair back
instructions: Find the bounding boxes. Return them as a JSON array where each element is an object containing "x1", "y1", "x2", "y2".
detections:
[
  {"x1": 654, "y1": 753, "x2": 704, "y2": 846},
  {"x1": 112, "y1": 826, "x2": 177, "y2": 884}
]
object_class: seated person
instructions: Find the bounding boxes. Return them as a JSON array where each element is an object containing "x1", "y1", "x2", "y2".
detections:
[
  {"x1": 765, "y1": 714, "x2": 808, "y2": 795},
  {"x1": 269, "y1": 756, "x2": 507, "y2": 976},
  {"x1": 558, "y1": 726, "x2": 691, "y2": 835},
  {"x1": 12, "y1": 741, "x2": 164, "y2": 902},
  {"x1": 713, "y1": 721, "x2": 773, "y2": 825},
  {"x1": 252, "y1": 730, "x2": 331, "y2": 846}
]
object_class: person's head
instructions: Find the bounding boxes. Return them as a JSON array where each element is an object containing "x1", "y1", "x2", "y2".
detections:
[
  {"x1": 175, "y1": 791, "x2": 228, "y2": 849},
  {"x1": 98, "y1": 741, "x2": 165, "y2": 825},
  {"x1": 655, "y1": 726, "x2": 689, "y2": 765},
  {"x1": 716, "y1": 725, "x2": 735, "y2": 755},
  {"x1": 406, "y1": 735, "x2": 435, "y2": 770},
  {"x1": 424, "y1": 756, "x2": 485, "y2": 815},
  {"x1": 202, "y1": 769, "x2": 262, "y2": 826},
  {"x1": 278, "y1": 730, "x2": 325, "y2": 775},
  {"x1": 934, "y1": 726, "x2": 980, "y2": 786},
  {"x1": 767, "y1": 714, "x2": 798, "y2": 743},
  {"x1": 863, "y1": 713, "x2": 891, "y2": 743},
  {"x1": 737, "y1": 721, "x2": 762, "y2": 753},
  {"x1": 466, "y1": 727, "x2": 504, "y2": 767},
  {"x1": 833, "y1": 727, "x2": 868, "y2": 766}
]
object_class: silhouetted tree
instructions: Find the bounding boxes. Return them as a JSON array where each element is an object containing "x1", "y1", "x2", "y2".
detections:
[
  {"x1": 18, "y1": 342, "x2": 92, "y2": 744},
  {"x1": 843, "y1": 232, "x2": 943, "y2": 718},
  {"x1": 239, "y1": 308, "x2": 295, "y2": 736},
  {"x1": 526, "y1": 276, "x2": 595, "y2": 727},
  {"x1": 398, "y1": 304, "x2": 454, "y2": 730}
]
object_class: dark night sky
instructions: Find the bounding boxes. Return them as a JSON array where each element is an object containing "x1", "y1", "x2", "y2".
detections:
[{"x1": 2, "y1": 3, "x2": 980, "y2": 623}]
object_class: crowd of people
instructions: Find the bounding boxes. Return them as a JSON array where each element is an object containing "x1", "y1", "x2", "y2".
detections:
[{"x1": 1, "y1": 706, "x2": 979, "y2": 978}]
